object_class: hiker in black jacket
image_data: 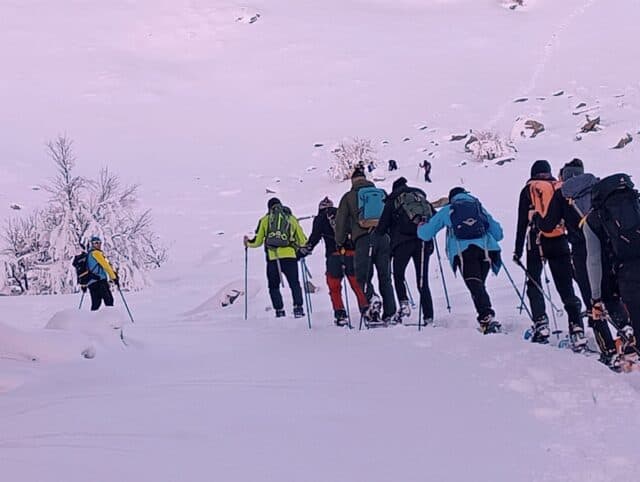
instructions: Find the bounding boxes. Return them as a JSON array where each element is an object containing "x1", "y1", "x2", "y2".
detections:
[
  {"x1": 514, "y1": 160, "x2": 584, "y2": 349},
  {"x1": 536, "y1": 159, "x2": 618, "y2": 362},
  {"x1": 299, "y1": 197, "x2": 368, "y2": 326},
  {"x1": 376, "y1": 177, "x2": 434, "y2": 324}
]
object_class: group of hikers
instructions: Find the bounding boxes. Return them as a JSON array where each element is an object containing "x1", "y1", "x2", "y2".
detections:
[{"x1": 244, "y1": 158, "x2": 640, "y2": 372}]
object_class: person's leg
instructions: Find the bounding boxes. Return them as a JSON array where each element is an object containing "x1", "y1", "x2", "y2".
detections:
[
  {"x1": 280, "y1": 258, "x2": 304, "y2": 308},
  {"x1": 266, "y1": 260, "x2": 284, "y2": 310},
  {"x1": 373, "y1": 234, "x2": 396, "y2": 317},
  {"x1": 343, "y1": 253, "x2": 368, "y2": 309},
  {"x1": 547, "y1": 250, "x2": 583, "y2": 331},
  {"x1": 412, "y1": 240, "x2": 434, "y2": 320},
  {"x1": 618, "y1": 261, "x2": 640, "y2": 338},
  {"x1": 103, "y1": 282, "x2": 114, "y2": 307},
  {"x1": 392, "y1": 242, "x2": 412, "y2": 304},
  {"x1": 460, "y1": 246, "x2": 494, "y2": 321},
  {"x1": 355, "y1": 235, "x2": 374, "y2": 303},
  {"x1": 526, "y1": 242, "x2": 546, "y2": 320},
  {"x1": 89, "y1": 282, "x2": 102, "y2": 311},
  {"x1": 326, "y1": 255, "x2": 345, "y2": 312}
]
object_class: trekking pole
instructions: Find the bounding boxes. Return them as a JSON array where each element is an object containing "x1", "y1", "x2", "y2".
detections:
[
  {"x1": 404, "y1": 281, "x2": 416, "y2": 309},
  {"x1": 302, "y1": 259, "x2": 313, "y2": 315},
  {"x1": 418, "y1": 242, "x2": 425, "y2": 331},
  {"x1": 79, "y1": 290, "x2": 85, "y2": 310},
  {"x1": 300, "y1": 260, "x2": 312, "y2": 329},
  {"x1": 513, "y1": 259, "x2": 564, "y2": 316},
  {"x1": 604, "y1": 314, "x2": 640, "y2": 358},
  {"x1": 433, "y1": 237, "x2": 451, "y2": 313},
  {"x1": 502, "y1": 264, "x2": 533, "y2": 320},
  {"x1": 244, "y1": 246, "x2": 248, "y2": 321},
  {"x1": 342, "y1": 276, "x2": 353, "y2": 329},
  {"x1": 543, "y1": 262, "x2": 562, "y2": 338},
  {"x1": 117, "y1": 286, "x2": 135, "y2": 324},
  {"x1": 518, "y1": 276, "x2": 527, "y2": 314},
  {"x1": 359, "y1": 242, "x2": 375, "y2": 331}
]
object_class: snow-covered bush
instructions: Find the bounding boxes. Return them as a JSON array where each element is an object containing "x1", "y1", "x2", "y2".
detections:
[
  {"x1": 465, "y1": 130, "x2": 516, "y2": 162},
  {"x1": 328, "y1": 138, "x2": 378, "y2": 181},
  {"x1": 1, "y1": 136, "x2": 166, "y2": 295}
]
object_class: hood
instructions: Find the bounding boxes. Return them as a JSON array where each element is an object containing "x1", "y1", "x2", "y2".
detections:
[
  {"x1": 560, "y1": 173, "x2": 598, "y2": 199},
  {"x1": 350, "y1": 177, "x2": 375, "y2": 191},
  {"x1": 449, "y1": 192, "x2": 477, "y2": 204}
]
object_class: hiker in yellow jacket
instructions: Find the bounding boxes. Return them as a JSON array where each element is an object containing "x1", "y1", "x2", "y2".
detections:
[
  {"x1": 86, "y1": 236, "x2": 119, "y2": 310},
  {"x1": 244, "y1": 198, "x2": 307, "y2": 318}
]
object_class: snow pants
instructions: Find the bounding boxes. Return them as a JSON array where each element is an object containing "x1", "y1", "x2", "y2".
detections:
[
  {"x1": 266, "y1": 258, "x2": 303, "y2": 311},
  {"x1": 326, "y1": 252, "x2": 368, "y2": 312},
  {"x1": 89, "y1": 280, "x2": 114, "y2": 311},
  {"x1": 354, "y1": 233, "x2": 396, "y2": 317},
  {"x1": 617, "y1": 258, "x2": 640, "y2": 338},
  {"x1": 392, "y1": 238, "x2": 434, "y2": 320},
  {"x1": 454, "y1": 245, "x2": 496, "y2": 322}
]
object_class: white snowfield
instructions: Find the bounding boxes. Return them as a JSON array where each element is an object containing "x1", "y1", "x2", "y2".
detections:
[{"x1": 2, "y1": 0, "x2": 640, "y2": 481}]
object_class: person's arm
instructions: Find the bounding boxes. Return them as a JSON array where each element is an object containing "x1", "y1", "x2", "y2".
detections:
[
  {"x1": 246, "y1": 217, "x2": 266, "y2": 248},
  {"x1": 334, "y1": 196, "x2": 349, "y2": 246},
  {"x1": 417, "y1": 208, "x2": 447, "y2": 241},
  {"x1": 306, "y1": 216, "x2": 323, "y2": 250},
  {"x1": 537, "y1": 189, "x2": 564, "y2": 233},
  {"x1": 92, "y1": 251, "x2": 117, "y2": 280},
  {"x1": 584, "y1": 222, "x2": 603, "y2": 300},
  {"x1": 375, "y1": 198, "x2": 393, "y2": 235},
  {"x1": 514, "y1": 186, "x2": 531, "y2": 258},
  {"x1": 485, "y1": 210, "x2": 504, "y2": 242}
]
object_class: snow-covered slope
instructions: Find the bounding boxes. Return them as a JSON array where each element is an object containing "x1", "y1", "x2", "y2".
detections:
[{"x1": 2, "y1": 1, "x2": 640, "y2": 481}]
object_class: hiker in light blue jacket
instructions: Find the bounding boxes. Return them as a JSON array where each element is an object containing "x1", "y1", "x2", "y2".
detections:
[{"x1": 417, "y1": 187, "x2": 504, "y2": 333}]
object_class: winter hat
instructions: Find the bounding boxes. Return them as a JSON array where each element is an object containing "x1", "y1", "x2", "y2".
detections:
[
  {"x1": 318, "y1": 196, "x2": 333, "y2": 210},
  {"x1": 267, "y1": 197, "x2": 281, "y2": 210},
  {"x1": 392, "y1": 176, "x2": 408, "y2": 191},
  {"x1": 351, "y1": 168, "x2": 366, "y2": 180},
  {"x1": 530, "y1": 160, "x2": 552, "y2": 177},
  {"x1": 448, "y1": 186, "x2": 467, "y2": 202},
  {"x1": 90, "y1": 236, "x2": 102, "y2": 243},
  {"x1": 560, "y1": 158, "x2": 584, "y2": 181}
]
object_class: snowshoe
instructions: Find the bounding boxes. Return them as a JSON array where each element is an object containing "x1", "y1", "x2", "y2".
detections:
[
  {"x1": 399, "y1": 300, "x2": 411, "y2": 319},
  {"x1": 293, "y1": 306, "x2": 305, "y2": 319},
  {"x1": 275, "y1": 309, "x2": 286, "y2": 318},
  {"x1": 479, "y1": 315, "x2": 502, "y2": 335},
  {"x1": 334, "y1": 309, "x2": 349, "y2": 327},
  {"x1": 529, "y1": 315, "x2": 550, "y2": 344},
  {"x1": 569, "y1": 326, "x2": 588, "y2": 353}
]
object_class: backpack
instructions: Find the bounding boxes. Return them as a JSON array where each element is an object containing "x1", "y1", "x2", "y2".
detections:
[
  {"x1": 560, "y1": 173, "x2": 598, "y2": 220},
  {"x1": 72, "y1": 252, "x2": 92, "y2": 286},
  {"x1": 357, "y1": 187, "x2": 386, "y2": 228},
  {"x1": 265, "y1": 204, "x2": 294, "y2": 248},
  {"x1": 528, "y1": 179, "x2": 565, "y2": 237},
  {"x1": 394, "y1": 190, "x2": 434, "y2": 234},
  {"x1": 591, "y1": 173, "x2": 640, "y2": 261},
  {"x1": 449, "y1": 197, "x2": 490, "y2": 240}
]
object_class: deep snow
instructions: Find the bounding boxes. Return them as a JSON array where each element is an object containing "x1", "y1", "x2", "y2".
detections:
[{"x1": 2, "y1": 1, "x2": 640, "y2": 481}]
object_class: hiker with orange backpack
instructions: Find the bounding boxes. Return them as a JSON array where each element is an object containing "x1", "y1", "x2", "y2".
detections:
[{"x1": 513, "y1": 160, "x2": 585, "y2": 350}]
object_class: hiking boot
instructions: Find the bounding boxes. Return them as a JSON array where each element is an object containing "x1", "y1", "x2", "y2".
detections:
[
  {"x1": 531, "y1": 315, "x2": 550, "y2": 344},
  {"x1": 366, "y1": 295, "x2": 382, "y2": 322},
  {"x1": 600, "y1": 349, "x2": 623, "y2": 372},
  {"x1": 381, "y1": 314, "x2": 395, "y2": 326},
  {"x1": 479, "y1": 314, "x2": 502, "y2": 335},
  {"x1": 569, "y1": 325, "x2": 588, "y2": 353},
  {"x1": 422, "y1": 317, "x2": 434, "y2": 327},
  {"x1": 399, "y1": 300, "x2": 411, "y2": 319},
  {"x1": 334, "y1": 309, "x2": 349, "y2": 327},
  {"x1": 275, "y1": 309, "x2": 286, "y2": 318},
  {"x1": 293, "y1": 306, "x2": 305, "y2": 318},
  {"x1": 618, "y1": 325, "x2": 637, "y2": 354}
]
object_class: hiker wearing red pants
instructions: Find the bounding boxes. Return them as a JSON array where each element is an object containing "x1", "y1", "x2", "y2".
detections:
[{"x1": 298, "y1": 197, "x2": 368, "y2": 326}]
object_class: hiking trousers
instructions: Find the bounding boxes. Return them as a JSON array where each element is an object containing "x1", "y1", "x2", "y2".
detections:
[
  {"x1": 617, "y1": 258, "x2": 640, "y2": 337},
  {"x1": 354, "y1": 233, "x2": 396, "y2": 317},
  {"x1": 392, "y1": 238, "x2": 434, "y2": 320},
  {"x1": 266, "y1": 258, "x2": 303, "y2": 311},
  {"x1": 526, "y1": 234, "x2": 582, "y2": 330},
  {"x1": 454, "y1": 245, "x2": 495, "y2": 321},
  {"x1": 89, "y1": 280, "x2": 114, "y2": 311},
  {"x1": 326, "y1": 253, "x2": 367, "y2": 312}
]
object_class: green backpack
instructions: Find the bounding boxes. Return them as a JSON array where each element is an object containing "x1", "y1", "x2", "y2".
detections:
[{"x1": 265, "y1": 204, "x2": 294, "y2": 248}]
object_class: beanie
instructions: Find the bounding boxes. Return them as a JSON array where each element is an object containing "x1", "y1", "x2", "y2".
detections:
[
  {"x1": 267, "y1": 197, "x2": 281, "y2": 210},
  {"x1": 351, "y1": 168, "x2": 366, "y2": 180},
  {"x1": 392, "y1": 176, "x2": 408, "y2": 191},
  {"x1": 318, "y1": 196, "x2": 333, "y2": 210},
  {"x1": 530, "y1": 160, "x2": 551, "y2": 178},
  {"x1": 448, "y1": 186, "x2": 467, "y2": 202}
]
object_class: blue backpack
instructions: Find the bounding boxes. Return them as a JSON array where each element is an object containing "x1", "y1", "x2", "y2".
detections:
[
  {"x1": 357, "y1": 187, "x2": 386, "y2": 228},
  {"x1": 450, "y1": 197, "x2": 489, "y2": 240}
]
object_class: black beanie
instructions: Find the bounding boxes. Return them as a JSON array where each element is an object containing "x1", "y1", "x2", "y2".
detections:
[
  {"x1": 267, "y1": 197, "x2": 281, "y2": 210},
  {"x1": 448, "y1": 186, "x2": 467, "y2": 202},
  {"x1": 351, "y1": 168, "x2": 366, "y2": 180},
  {"x1": 530, "y1": 160, "x2": 551, "y2": 177},
  {"x1": 392, "y1": 176, "x2": 408, "y2": 191}
]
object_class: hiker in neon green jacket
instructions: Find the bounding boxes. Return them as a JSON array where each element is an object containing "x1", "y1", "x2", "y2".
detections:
[{"x1": 244, "y1": 198, "x2": 308, "y2": 318}]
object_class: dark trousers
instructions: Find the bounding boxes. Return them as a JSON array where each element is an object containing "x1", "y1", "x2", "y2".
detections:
[
  {"x1": 617, "y1": 258, "x2": 640, "y2": 337},
  {"x1": 392, "y1": 238, "x2": 434, "y2": 320},
  {"x1": 326, "y1": 253, "x2": 368, "y2": 311},
  {"x1": 454, "y1": 245, "x2": 495, "y2": 321},
  {"x1": 355, "y1": 234, "x2": 396, "y2": 317},
  {"x1": 424, "y1": 172, "x2": 431, "y2": 183},
  {"x1": 266, "y1": 258, "x2": 303, "y2": 310},
  {"x1": 89, "y1": 280, "x2": 114, "y2": 311},
  {"x1": 526, "y1": 235, "x2": 582, "y2": 330}
]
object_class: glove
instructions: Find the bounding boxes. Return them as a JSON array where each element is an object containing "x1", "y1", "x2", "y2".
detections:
[
  {"x1": 113, "y1": 276, "x2": 120, "y2": 288},
  {"x1": 81, "y1": 286, "x2": 87, "y2": 293},
  {"x1": 243, "y1": 235, "x2": 250, "y2": 247},
  {"x1": 513, "y1": 251, "x2": 522, "y2": 264},
  {"x1": 591, "y1": 299, "x2": 606, "y2": 321},
  {"x1": 336, "y1": 245, "x2": 346, "y2": 256},
  {"x1": 298, "y1": 245, "x2": 312, "y2": 257}
]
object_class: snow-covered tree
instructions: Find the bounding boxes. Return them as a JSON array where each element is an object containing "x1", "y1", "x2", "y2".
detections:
[
  {"x1": 1, "y1": 135, "x2": 166, "y2": 295},
  {"x1": 465, "y1": 130, "x2": 516, "y2": 162},
  {"x1": 328, "y1": 138, "x2": 378, "y2": 181}
]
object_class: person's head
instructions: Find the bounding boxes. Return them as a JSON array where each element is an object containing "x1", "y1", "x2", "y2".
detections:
[
  {"x1": 318, "y1": 196, "x2": 333, "y2": 211},
  {"x1": 448, "y1": 186, "x2": 467, "y2": 202},
  {"x1": 559, "y1": 158, "x2": 584, "y2": 181},
  {"x1": 530, "y1": 159, "x2": 552, "y2": 178},
  {"x1": 351, "y1": 168, "x2": 366, "y2": 183},
  {"x1": 267, "y1": 197, "x2": 281, "y2": 211},
  {"x1": 90, "y1": 236, "x2": 102, "y2": 249},
  {"x1": 392, "y1": 176, "x2": 408, "y2": 192}
]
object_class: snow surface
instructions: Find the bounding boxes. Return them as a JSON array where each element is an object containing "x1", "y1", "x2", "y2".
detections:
[{"x1": 2, "y1": 0, "x2": 640, "y2": 480}]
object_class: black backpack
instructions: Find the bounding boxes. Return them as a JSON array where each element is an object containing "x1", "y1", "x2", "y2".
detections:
[
  {"x1": 450, "y1": 197, "x2": 490, "y2": 240},
  {"x1": 72, "y1": 252, "x2": 92, "y2": 286},
  {"x1": 591, "y1": 173, "x2": 640, "y2": 261},
  {"x1": 394, "y1": 190, "x2": 434, "y2": 234}
]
